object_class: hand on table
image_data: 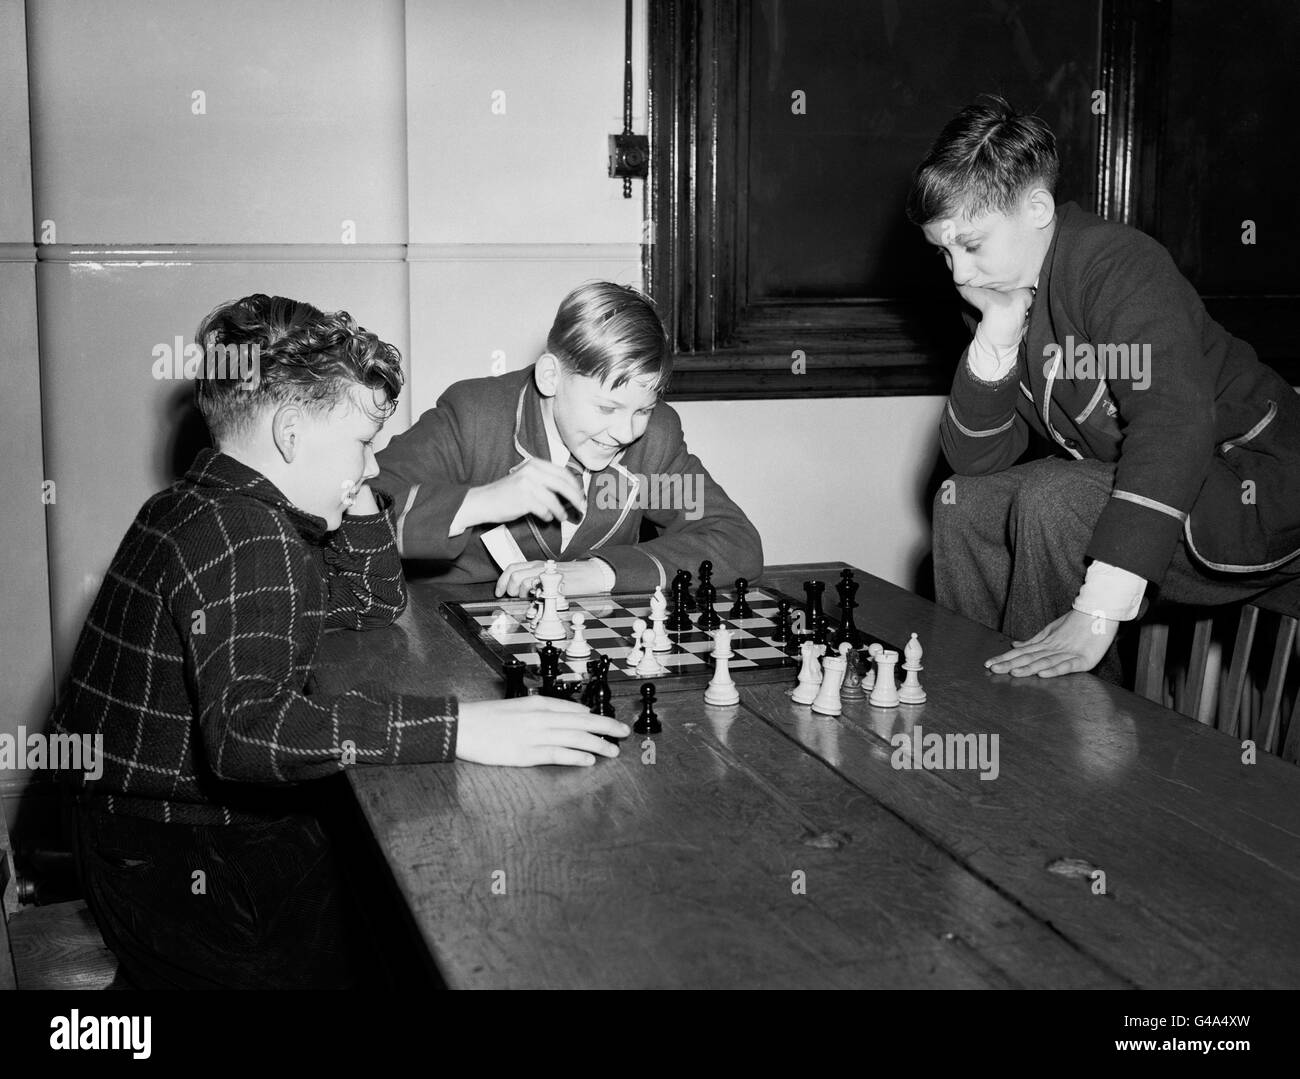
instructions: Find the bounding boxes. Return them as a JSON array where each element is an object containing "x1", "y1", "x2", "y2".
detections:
[
  {"x1": 957, "y1": 285, "x2": 1036, "y2": 349},
  {"x1": 456, "y1": 697, "x2": 629, "y2": 767},
  {"x1": 985, "y1": 608, "x2": 1119, "y2": 678},
  {"x1": 496, "y1": 558, "x2": 609, "y2": 599}
]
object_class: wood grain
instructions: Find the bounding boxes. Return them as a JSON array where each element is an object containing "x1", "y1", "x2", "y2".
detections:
[{"x1": 317, "y1": 563, "x2": 1300, "y2": 989}]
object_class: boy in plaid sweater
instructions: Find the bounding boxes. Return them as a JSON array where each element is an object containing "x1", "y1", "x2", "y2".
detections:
[{"x1": 54, "y1": 294, "x2": 625, "y2": 989}]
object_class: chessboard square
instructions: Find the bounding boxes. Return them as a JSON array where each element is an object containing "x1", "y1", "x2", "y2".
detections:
[
  {"x1": 602, "y1": 646, "x2": 632, "y2": 660},
  {"x1": 496, "y1": 632, "x2": 540, "y2": 646},
  {"x1": 678, "y1": 639, "x2": 719, "y2": 653},
  {"x1": 664, "y1": 653, "x2": 707, "y2": 667},
  {"x1": 728, "y1": 657, "x2": 758, "y2": 668},
  {"x1": 731, "y1": 617, "x2": 773, "y2": 630},
  {"x1": 736, "y1": 645, "x2": 786, "y2": 660},
  {"x1": 518, "y1": 653, "x2": 541, "y2": 666},
  {"x1": 582, "y1": 627, "x2": 623, "y2": 640},
  {"x1": 600, "y1": 616, "x2": 638, "y2": 629}
]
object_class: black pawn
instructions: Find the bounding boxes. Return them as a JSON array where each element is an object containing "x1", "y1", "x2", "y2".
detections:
[
  {"x1": 803, "y1": 580, "x2": 826, "y2": 628},
  {"x1": 538, "y1": 641, "x2": 562, "y2": 697},
  {"x1": 772, "y1": 600, "x2": 791, "y2": 643},
  {"x1": 812, "y1": 612, "x2": 829, "y2": 647},
  {"x1": 676, "y1": 568, "x2": 696, "y2": 611},
  {"x1": 667, "y1": 573, "x2": 693, "y2": 631},
  {"x1": 633, "y1": 683, "x2": 661, "y2": 734},
  {"x1": 504, "y1": 657, "x2": 529, "y2": 699},
  {"x1": 697, "y1": 560, "x2": 721, "y2": 630},
  {"x1": 580, "y1": 657, "x2": 601, "y2": 707},
  {"x1": 728, "y1": 577, "x2": 753, "y2": 619},
  {"x1": 590, "y1": 670, "x2": 617, "y2": 742}
]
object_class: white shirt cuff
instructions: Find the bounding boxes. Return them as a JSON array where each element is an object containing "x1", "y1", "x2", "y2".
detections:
[
  {"x1": 590, "y1": 557, "x2": 617, "y2": 592},
  {"x1": 966, "y1": 323, "x2": 1022, "y2": 383},
  {"x1": 1072, "y1": 560, "x2": 1148, "y2": 622}
]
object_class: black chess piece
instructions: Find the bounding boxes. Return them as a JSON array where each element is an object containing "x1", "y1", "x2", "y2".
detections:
[
  {"x1": 772, "y1": 600, "x2": 791, "y2": 643},
  {"x1": 728, "y1": 577, "x2": 753, "y2": 619},
  {"x1": 538, "y1": 640, "x2": 563, "y2": 697},
  {"x1": 667, "y1": 573, "x2": 693, "y2": 631},
  {"x1": 803, "y1": 580, "x2": 826, "y2": 629},
  {"x1": 678, "y1": 568, "x2": 696, "y2": 611},
  {"x1": 831, "y1": 567, "x2": 862, "y2": 648},
  {"x1": 811, "y1": 611, "x2": 828, "y2": 647},
  {"x1": 590, "y1": 669, "x2": 618, "y2": 741},
  {"x1": 503, "y1": 657, "x2": 529, "y2": 699},
  {"x1": 784, "y1": 630, "x2": 805, "y2": 658},
  {"x1": 633, "y1": 683, "x2": 661, "y2": 734},
  {"x1": 580, "y1": 657, "x2": 601, "y2": 708},
  {"x1": 697, "y1": 560, "x2": 721, "y2": 630}
]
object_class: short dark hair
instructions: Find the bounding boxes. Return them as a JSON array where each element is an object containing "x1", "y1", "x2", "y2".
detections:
[
  {"x1": 546, "y1": 282, "x2": 671, "y2": 395},
  {"x1": 906, "y1": 95, "x2": 1058, "y2": 225},
  {"x1": 193, "y1": 294, "x2": 403, "y2": 443}
]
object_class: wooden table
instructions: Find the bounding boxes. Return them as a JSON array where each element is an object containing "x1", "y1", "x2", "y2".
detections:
[{"x1": 318, "y1": 563, "x2": 1300, "y2": 989}]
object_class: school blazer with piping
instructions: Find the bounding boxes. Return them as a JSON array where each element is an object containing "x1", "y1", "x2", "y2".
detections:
[
  {"x1": 940, "y1": 201, "x2": 1300, "y2": 584},
  {"x1": 375, "y1": 367, "x2": 764, "y2": 591}
]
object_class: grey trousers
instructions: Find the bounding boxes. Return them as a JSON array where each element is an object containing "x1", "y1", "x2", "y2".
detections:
[{"x1": 931, "y1": 458, "x2": 1300, "y2": 682}]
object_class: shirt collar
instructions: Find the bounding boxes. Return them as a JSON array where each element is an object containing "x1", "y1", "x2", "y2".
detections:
[{"x1": 185, "y1": 447, "x2": 330, "y2": 543}]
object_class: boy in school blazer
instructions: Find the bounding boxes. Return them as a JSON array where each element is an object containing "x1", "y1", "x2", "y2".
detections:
[
  {"x1": 376, "y1": 282, "x2": 763, "y2": 597},
  {"x1": 911, "y1": 96, "x2": 1300, "y2": 680}
]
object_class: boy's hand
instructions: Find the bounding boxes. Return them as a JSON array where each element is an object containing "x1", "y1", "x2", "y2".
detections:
[
  {"x1": 456, "y1": 697, "x2": 629, "y2": 766},
  {"x1": 957, "y1": 285, "x2": 1036, "y2": 350},
  {"x1": 984, "y1": 609, "x2": 1119, "y2": 677},
  {"x1": 496, "y1": 559, "x2": 610, "y2": 598},
  {"x1": 343, "y1": 482, "x2": 380, "y2": 516},
  {"x1": 461, "y1": 460, "x2": 586, "y2": 529}
]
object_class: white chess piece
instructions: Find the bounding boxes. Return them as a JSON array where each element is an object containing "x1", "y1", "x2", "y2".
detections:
[
  {"x1": 862, "y1": 642, "x2": 884, "y2": 691},
  {"x1": 704, "y1": 644, "x2": 740, "y2": 706},
  {"x1": 711, "y1": 627, "x2": 734, "y2": 660},
  {"x1": 634, "y1": 630, "x2": 668, "y2": 676},
  {"x1": 898, "y1": 632, "x2": 926, "y2": 704},
  {"x1": 533, "y1": 562, "x2": 566, "y2": 642},
  {"x1": 790, "y1": 641, "x2": 823, "y2": 705},
  {"x1": 650, "y1": 587, "x2": 672, "y2": 652},
  {"x1": 869, "y1": 648, "x2": 901, "y2": 707},
  {"x1": 565, "y1": 611, "x2": 592, "y2": 660},
  {"x1": 625, "y1": 617, "x2": 648, "y2": 665},
  {"x1": 810, "y1": 653, "x2": 847, "y2": 716}
]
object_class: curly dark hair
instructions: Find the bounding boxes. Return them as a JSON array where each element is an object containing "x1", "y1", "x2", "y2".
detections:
[
  {"x1": 193, "y1": 294, "x2": 403, "y2": 443},
  {"x1": 906, "y1": 94, "x2": 1059, "y2": 226}
]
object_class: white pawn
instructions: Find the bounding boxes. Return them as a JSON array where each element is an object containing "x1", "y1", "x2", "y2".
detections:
[
  {"x1": 650, "y1": 586, "x2": 672, "y2": 652},
  {"x1": 707, "y1": 634, "x2": 738, "y2": 707},
  {"x1": 790, "y1": 640, "x2": 823, "y2": 705},
  {"x1": 862, "y1": 642, "x2": 884, "y2": 691},
  {"x1": 634, "y1": 629, "x2": 668, "y2": 677},
  {"x1": 565, "y1": 611, "x2": 592, "y2": 660},
  {"x1": 625, "y1": 617, "x2": 648, "y2": 665},
  {"x1": 869, "y1": 649, "x2": 901, "y2": 708},
  {"x1": 898, "y1": 632, "x2": 926, "y2": 704},
  {"x1": 810, "y1": 653, "x2": 847, "y2": 716}
]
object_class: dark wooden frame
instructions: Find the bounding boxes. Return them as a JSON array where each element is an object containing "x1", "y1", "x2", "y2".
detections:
[{"x1": 648, "y1": 0, "x2": 1298, "y2": 399}]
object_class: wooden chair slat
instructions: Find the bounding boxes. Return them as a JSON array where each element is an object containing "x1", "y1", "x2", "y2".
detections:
[
  {"x1": 1257, "y1": 616, "x2": 1298, "y2": 754},
  {"x1": 1135, "y1": 621, "x2": 1170, "y2": 705},
  {"x1": 1182, "y1": 617, "x2": 1215, "y2": 721},
  {"x1": 1219, "y1": 605, "x2": 1259, "y2": 738}
]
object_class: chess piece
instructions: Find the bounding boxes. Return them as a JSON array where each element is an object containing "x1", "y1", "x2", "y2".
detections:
[
  {"x1": 803, "y1": 580, "x2": 826, "y2": 631},
  {"x1": 898, "y1": 633, "x2": 927, "y2": 704},
  {"x1": 862, "y1": 643, "x2": 884, "y2": 691},
  {"x1": 840, "y1": 645, "x2": 867, "y2": 702},
  {"x1": 869, "y1": 649, "x2": 901, "y2": 707},
  {"x1": 635, "y1": 630, "x2": 668, "y2": 676},
  {"x1": 678, "y1": 568, "x2": 696, "y2": 611},
  {"x1": 790, "y1": 641, "x2": 823, "y2": 705},
  {"x1": 812, "y1": 610, "x2": 829, "y2": 647},
  {"x1": 772, "y1": 601, "x2": 791, "y2": 643},
  {"x1": 729, "y1": 577, "x2": 753, "y2": 619},
  {"x1": 580, "y1": 657, "x2": 602, "y2": 707},
  {"x1": 711, "y1": 626, "x2": 734, "y2": 660},
  {"x1": 565, "y1": 611, "x2": 592, "y2": 660},
  {"x1": 667, "y1": 572, "x2": 693, "y2": 631},
  {"x1": 704, "y1": 645, "x2": 740, "y2": 706},
  {"x1": 589, "y1": 671, "x2": 617, "y2": 726},
  {"x1": 626, "y1": 618, "x2": 648, "y2": 665},
  {"x1": 697, "y1": 560, "x2": 721, "y2": 630},
  {"x1": 533, "y1": 562, "x2": 566, "y2": 642},
  {"x1": 831, "y1": 568, "x2": 862, "y2": 648},
  {"x1": 650, "y1": 588, "x2": 672, "y2": 652},
  {"x1": 810, "y1": 652, "x2": 847, "y2": 716},
  {"x1": 553, "y1": 560, "x2": 570, "y2": 612},
  {"x1": 503, "y1": 657, "x2": 529, "y2": 699},
  {"x1": 523, "y1": 586, "x2": 542, "y2": 632},
  {"x1": 538, "y1": 641, "x2": 563, "y2": 697},
  {"x1": 634, "y1": 683, "x2": 662, "y2": 734}
]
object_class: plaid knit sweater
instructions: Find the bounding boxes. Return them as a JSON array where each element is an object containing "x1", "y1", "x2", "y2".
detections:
[{"x1": 53, "y1": 448, "x2": 457, "y2": 825}]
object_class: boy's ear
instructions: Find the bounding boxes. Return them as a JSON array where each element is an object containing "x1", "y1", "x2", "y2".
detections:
[
  {"x1": 534, "y1": 352, "x2": 561, "y2": 399},
  {"x1": 271, "y1": 404, "x2": 302, "y2": 462},
  {"x1": 1026, "y1": 186, "x2": 1056, "y2": 229}
]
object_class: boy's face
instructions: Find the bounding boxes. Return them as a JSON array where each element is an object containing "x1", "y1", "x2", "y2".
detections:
[
  {"x1": 276, "y1": 384, "x2": 384, "y2": 530},
  {"x1": 550, "y1": 368, "x2": 659, "y2": 472},
  {"x1": 921, "y1": 189, "x2": 1054, "y2": 292}
]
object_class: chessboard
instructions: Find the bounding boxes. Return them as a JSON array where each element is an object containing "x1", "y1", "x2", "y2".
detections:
[{"x1": 440, "y1": 583, "x2": 900, "y2": 698}]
